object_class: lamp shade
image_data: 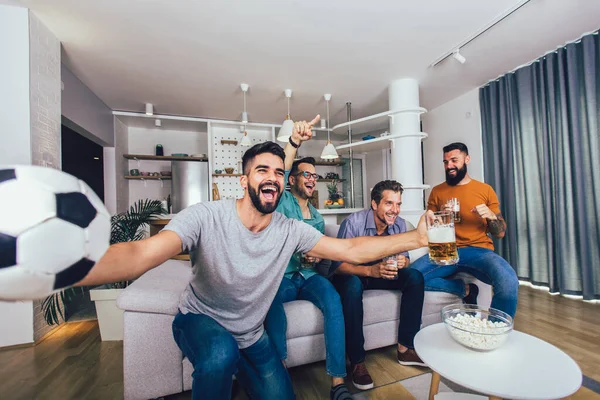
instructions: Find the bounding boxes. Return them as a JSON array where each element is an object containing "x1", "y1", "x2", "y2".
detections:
[
  {"x1": 320, "y1": 141, "x2": 339, "y2": 159},
  {"x1": 277, "y1": 118, "x2": 294, "y2": 142},
  {"x1": 240, "y1": 132, "x2": 252, "y2": 147}
]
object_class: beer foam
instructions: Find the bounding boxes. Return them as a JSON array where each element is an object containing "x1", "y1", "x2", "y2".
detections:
[{"x1": 427, "y1": 226, "x2": 455, "y2": 243}]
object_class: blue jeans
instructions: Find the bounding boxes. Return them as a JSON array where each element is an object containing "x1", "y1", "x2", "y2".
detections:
[
  {"x1": 332, "y1": 268, "x2": 425, "y2": 366},
  {"x1": 264, "y1": 272, "x2": 346, "y2": 378},
  {"x1": 172, "y1": 312, "x2": 294, "y2": 400},
  {"x1": 411, "y1": 246, "x2": 519, "y2": 318}
]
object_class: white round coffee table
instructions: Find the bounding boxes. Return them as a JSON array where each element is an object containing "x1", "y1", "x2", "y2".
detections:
[{"x1": 414, "y1": 323, "x2": 582, "y2": 400}]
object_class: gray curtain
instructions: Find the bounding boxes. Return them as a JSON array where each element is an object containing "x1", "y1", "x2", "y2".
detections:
[{"x1": 480, "y1": 31, "x2": 600, "y2": 300}]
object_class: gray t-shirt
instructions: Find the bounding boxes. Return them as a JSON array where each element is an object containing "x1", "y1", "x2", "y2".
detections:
[{"x1": 164, "y1": 199, "x2": 323, "y2": 348}]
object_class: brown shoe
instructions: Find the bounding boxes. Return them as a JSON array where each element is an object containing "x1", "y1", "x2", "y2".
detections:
[
  {"x1": 397, "y1": 348, "x2": 427, "y2": 367},
  {"x1": 351, "y1": 362, "x2": 374, "y2": 390}
]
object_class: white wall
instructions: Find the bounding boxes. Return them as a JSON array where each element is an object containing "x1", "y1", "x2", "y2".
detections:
[
  {"x1": 0, "y1": 5, "x2": 34, "y2": 347},
  {"x1": 127, "y1": 127, "x2": 208, "y2": 207},
  {"x1": 422, "y1": 88, "x2": 483, "y2": 199},
  {"x1": 0, "y1": 5, "x2": 31, "y2": 166},
  {"x1": 61, "y1": 65, "x2": 114, "y2": 147},
  {"x1": 114, "y1": 118, "x2": 129, "y2": 212}
]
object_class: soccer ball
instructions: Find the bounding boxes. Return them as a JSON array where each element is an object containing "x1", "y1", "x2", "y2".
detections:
[{"x1": 0, "y1": 166, "x2": 110, "y2": 301}]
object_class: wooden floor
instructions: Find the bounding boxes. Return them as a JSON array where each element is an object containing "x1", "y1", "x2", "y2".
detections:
[{"x1": 0, "y1": 286, "x2": 599, "y2": 400}]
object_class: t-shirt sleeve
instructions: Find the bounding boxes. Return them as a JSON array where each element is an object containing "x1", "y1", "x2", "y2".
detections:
[
  {"x1": 427, "y1": 189, "x2": 440, "y2": 212},
  {"x1": 487, "y1": 186, "x2": 501, "y2": 215},
  {"x1": 162, "y1": 204, "x2": 205, "y2": 253},
  {"x1": 290, "y1": 218, "x2": 324, "y2": 255}
]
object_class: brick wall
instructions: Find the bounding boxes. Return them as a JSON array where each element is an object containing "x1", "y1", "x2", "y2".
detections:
[{"x1": 28, "y1": 11, "x2": 62, "y2": 341}]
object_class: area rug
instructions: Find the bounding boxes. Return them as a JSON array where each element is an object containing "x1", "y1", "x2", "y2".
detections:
[{"x1": 352, "y1": 372, "x2": 483, "y2": 399}]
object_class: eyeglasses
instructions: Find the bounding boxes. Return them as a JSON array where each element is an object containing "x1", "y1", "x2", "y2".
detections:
[{"x1": 296, "y1": 171, "x2": 318, "y2": 180}]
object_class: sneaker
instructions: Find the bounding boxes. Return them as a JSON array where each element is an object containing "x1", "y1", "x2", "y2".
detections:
[
  {"x1": 397, "y1": 348, "x2": 427, "y2": 367},
  {"x1": 351, "y1": 362, "x2": 374, "y2": 390},
  {"x1": 330, "y1": 383, "x2": 353, "y2": 400},
  {"x1": 463, "y1": 283, "x2": 479, "y2": 305}
]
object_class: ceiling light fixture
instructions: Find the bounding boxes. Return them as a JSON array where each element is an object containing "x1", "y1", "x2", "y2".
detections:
[
  {"x1": 155, "y1": 119, "x2": 162, "y2": 127},
  {"x1": 145, "y1": 103, "x2": 153, "y2": 115},
  {"x1": 240, "y1": 125, "x2": 252, "y2": 147},
  {"x1": 240, "y1": 83, "x2": 249, "y2": 124},
  {"x1": 320, "y1": 94, "x2": 339, "y2": 160},
  {"x1": 453, "y1": 49, "x2": 466, "y2": 64},
  {"x1": 429, "y1": 0, "x2": 532, "y2": 67},
  {"x1": 277, "y1": 89, "x2": 294, "y2": 142}
]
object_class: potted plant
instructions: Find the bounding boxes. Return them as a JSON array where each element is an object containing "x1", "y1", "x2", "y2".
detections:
[{"x1": 42, "y1": 199, "x2": 165, "y2": 340}]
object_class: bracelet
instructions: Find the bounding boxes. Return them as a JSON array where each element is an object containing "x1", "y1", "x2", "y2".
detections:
[{"x1": 289, "y1": 137, "x2": 300, "y2": 149}]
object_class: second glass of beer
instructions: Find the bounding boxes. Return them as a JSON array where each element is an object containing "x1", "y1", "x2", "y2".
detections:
[{"x1": 427, "y1": 211, "x2": 459, "y2": 265}]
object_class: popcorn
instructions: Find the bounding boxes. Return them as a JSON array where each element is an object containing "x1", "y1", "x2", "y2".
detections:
[{"x1": 445, "y1": 312, "x2": 511, "y2": 351}]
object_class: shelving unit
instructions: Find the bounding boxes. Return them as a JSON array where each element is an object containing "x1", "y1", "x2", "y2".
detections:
[
  {"x1": 124, "y1": 154, "x2": 208, "y2": 162},
  {"x1": 125, "y1": 176, "x2": 172, "y2": 180},
  {"x1": 318, "y1": 179, "x2": 346, "y2": 183},
  {"x1": 212, "y1": 173, "x2": 242, "y2": 177},
  {"x1": 335, "y1": 132, "x2": 428, "y2": 154}
]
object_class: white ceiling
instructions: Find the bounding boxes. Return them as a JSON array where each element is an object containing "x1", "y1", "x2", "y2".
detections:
[{"x1": 16, "y1": 0, "x2": 600, "y2": 131}]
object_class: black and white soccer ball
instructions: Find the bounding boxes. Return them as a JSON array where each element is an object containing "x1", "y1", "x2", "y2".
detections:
[{"x1": 0, "y1": 166, "x2": 110, "y2": 300}]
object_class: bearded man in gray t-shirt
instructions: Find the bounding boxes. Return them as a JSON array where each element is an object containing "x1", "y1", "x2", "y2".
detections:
[{"x1": 77, "y1": 125, "x2": 432, "y2": 400}]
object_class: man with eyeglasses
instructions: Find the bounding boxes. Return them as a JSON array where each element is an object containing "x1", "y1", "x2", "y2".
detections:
[{"x1": 264, "y1": 115, "x2": 352, "y2": 400}]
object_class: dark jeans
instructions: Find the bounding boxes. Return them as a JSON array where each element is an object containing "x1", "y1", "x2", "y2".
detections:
[
  {"x1": 332, "y1": 268, "x2": 424, "y2": 365},
  {"x1": 172, "y1": 312, "x2": 295, "y2": 400},
  {"x1": 264, "y1": 272, "x2": 346, "y2": 377},
  {"x1": 411, "y1": 246, "x2": 519, "y2": 318}
]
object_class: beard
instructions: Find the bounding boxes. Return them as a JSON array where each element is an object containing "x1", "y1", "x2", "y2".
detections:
[
  {"x1": 248, "y1": 181, "x2": 282, "y2": 214},
  {"x1": 292, "y1": 181, "x2": 313, "y2": 200},
  {"x1": 445, "y1": 164, "x2": 468, "y2": 186}
]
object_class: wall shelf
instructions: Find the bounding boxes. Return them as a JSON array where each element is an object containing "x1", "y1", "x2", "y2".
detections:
[
  {"x1": 331, "y1": 107, "x2": 427, "y2": 134},
  {"x1": 315, "y1": 160, "x2": 345, "y2": 166},
  {"x1": 125, "y1": 176, "x2": 172, "y2": 180},
  {"x1": 213, "y1": 173, "x2": 242, "y2": 177},
  {"x1": 220, "y1": 140, "x2": 238, "y2": 146},
  {"x1": 317, "y1": 178, "x2": 346, "y2": 183},
  {"x1": 124, "y1": 154, "x2": 207, "y2": 162},
  {"x1": 335, "y1": 132, "x2": 428, "y2": 154}
]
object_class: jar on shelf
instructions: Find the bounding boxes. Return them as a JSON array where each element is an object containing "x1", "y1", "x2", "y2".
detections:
[{"x1": 155, "y1": 144, "x2": 164, "y2": 156}]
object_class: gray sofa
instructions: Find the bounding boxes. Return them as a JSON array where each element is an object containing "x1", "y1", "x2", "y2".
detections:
[{"x1": 117, "y1": 223, "x2": 492, "y2": 400}]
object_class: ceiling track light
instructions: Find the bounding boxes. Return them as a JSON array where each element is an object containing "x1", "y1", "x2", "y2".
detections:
[
  {"x1": 241, "y1": 83, "x2": 249, "y2": 124},
  {"x1": 453, "y1": 49, "x2": 466, "y2": 64},
  {"x1": 277, "y1": 89, "x2": 294, "y2": 142},
  {"x1": 320, "y1": 94, "x2": 339, "y2": 160},
  {"x1": 145, "y1": 103, "x2": 153, "y2": 115}
]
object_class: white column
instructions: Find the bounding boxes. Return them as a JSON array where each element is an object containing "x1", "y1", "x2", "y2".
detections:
[{"x1": 388, "y1": 78, "x2": 429, "y2": 226}]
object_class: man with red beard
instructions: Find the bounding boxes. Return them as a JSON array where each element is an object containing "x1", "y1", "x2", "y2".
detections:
[
  {"x1": 73, "y1": 139, "x2": 433, "y2": 400},
  {"x1": 411, "y1": 142, "x2": 518, "y2": 318},
  {"x1": 332, "y1": 180, "x2": 427, "y2": 391},
  {"x1": 264, "y1": 117, "x2": 351, "y2": 400}
]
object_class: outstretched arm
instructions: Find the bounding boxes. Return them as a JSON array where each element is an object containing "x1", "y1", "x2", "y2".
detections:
[
  {"x1": 76, "y1": 230, "x2": 183, "y2": 286},
  {"x1": 308, "y1": 212, "x2": 431, "y2": 265}
]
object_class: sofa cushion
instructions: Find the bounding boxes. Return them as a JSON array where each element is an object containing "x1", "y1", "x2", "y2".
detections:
[{"x1": 117, "y1": 260, "x2": 191, "y2": 315}]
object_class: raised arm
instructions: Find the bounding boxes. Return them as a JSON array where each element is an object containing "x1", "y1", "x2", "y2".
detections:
[
  {"x1": 308, "y1": 212, "x2": 431, "y2": 265},
  {"x1": 76, "y1": 230, "x2": 183, "y2": 287},
  {"x1": 283, "y1": 115, "x2": 320, "y2": 170}
]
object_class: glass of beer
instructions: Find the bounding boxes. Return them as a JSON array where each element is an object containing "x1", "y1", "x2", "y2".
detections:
[
  {"x1": 382, "y1": 254, "x2": 399, "y2": 280},
  {"x1": 299, "y1": 253, "x2": 315, "y2": 269},
  {"x1": 446, "y1": 198, "x2": 461, "y2": 223},
  {"x1": 427, "y1": 211, "x2": 459, "y2": 265}
]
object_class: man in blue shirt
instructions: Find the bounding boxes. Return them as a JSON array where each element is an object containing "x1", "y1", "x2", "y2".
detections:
[
  {"x1": 332, "y1": 180, "x2": 426, "y2": 391},
  {"x1": 264, "y1": 116, "x2": 351, "y2": 400}
]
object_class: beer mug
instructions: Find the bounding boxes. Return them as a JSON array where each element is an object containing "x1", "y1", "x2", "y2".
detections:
[
  {"x1": 446, "y1": 198, "x2": 461, "y2": 223},
  {"x1": 427, "y1": 211, "x2": 459, "y2": 265}
]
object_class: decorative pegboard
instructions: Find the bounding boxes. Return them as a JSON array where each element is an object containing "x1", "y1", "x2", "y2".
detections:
[{"x1": 211, "y1": 124, "x2": 274, "y2": 200}]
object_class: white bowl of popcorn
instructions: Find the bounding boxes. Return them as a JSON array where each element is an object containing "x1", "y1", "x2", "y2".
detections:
[{"x1": 441, "y1": 304, "x2": 513, "y2": 351}]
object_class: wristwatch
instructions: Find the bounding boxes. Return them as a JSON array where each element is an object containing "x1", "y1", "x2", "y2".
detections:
[{"x1": 289, "y1": 137, "x2": 300, "y2": 149}]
